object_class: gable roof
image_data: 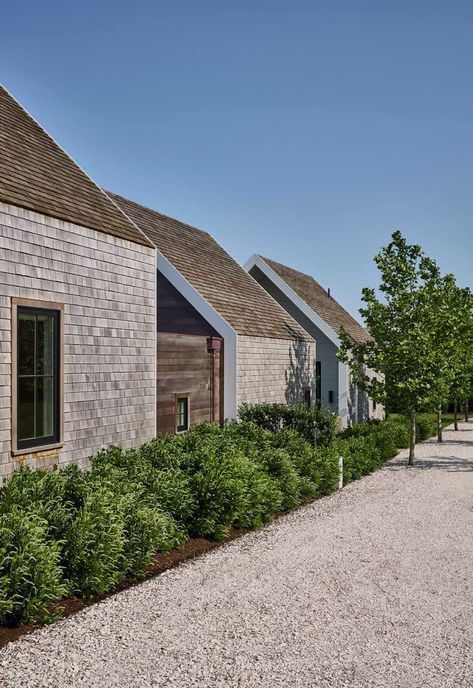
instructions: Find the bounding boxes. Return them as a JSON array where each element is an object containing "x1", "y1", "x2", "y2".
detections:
[
  {"x1": 109, "y1": 192, "x2": 311, "y2": 341},
  {"x1": 258, "y1": 256, "x2": 370, "y2": 344},
  {"x1": 0, "y1": 84, "x2": 152, "y2": 247}
]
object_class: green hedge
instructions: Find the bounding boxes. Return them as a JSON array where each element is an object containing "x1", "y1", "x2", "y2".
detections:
[
  {"x1": 0, "y1": 406, "x2": 432, "y2": 628},
  {"x1": 238, "y1": 403, "x2": 337, "y2": 446}
]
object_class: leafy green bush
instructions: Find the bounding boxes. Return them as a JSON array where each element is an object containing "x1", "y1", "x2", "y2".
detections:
[
  {"x1": 0, "y1": 465, "x2": 78, "y2": 541},
  {"x1": 62, "y1": 487, "x2": 126, "y2": 597},
  {"x1": 383, "y1": 416, "x2": 410, "y2": 448},
  {"x1": 188, "y1": 436, "x2": 280, "y2": 540},
  {"x1": 257, "y1": 448, "x2": 302, "y2": 511},
  {"x1": 238, "y1": 403, "x2": 337, "y2": 446},
  {"x1": 337, "y1": 435, "x2": 382, "y2": 484},
  {"x1": 3, "y1": 407, "x2": 421, "y2": 629},
  {"x1": 0, "y1": 509, "x2": 67, "y2": 626},
  {"x1": 120, "y1": 495, "x2": 185, "y2": 578},
  {"x1": 415, "y1": 413, "x2": 438, "y2": 441}
]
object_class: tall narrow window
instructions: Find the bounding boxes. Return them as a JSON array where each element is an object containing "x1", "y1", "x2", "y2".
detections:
[
  {"x1": 315, "y1": 361, "x2": 322, "y2": 407},
  {"x1": 17, "y1": 306, "x2": 60, "y2": 450},
  {"x1": 176, "y1": 395, "x2": 190, "y2": 433}
]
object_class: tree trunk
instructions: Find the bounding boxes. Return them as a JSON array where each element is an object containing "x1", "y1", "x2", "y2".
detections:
[
  {"x1": 408, "y1": 408, "x2": 416, "y2": 466},
  {"x1": 437, "y1": 405, "x2": 443, "y2": 443},
  {"x1": 454, "y1": 400, "x2": 458, "y2": 431},
  {"x1": 465, "y1": 400, "x2": 469, "y2": 422}
]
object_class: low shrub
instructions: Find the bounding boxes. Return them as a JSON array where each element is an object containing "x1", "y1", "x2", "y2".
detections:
[
  {"x1": 383, "y1": 416, "x2": 410, "y2": 448},
  {"x1": 62, "y1": 487, "x2": 126, "y2": 597},
  {"x1": 238, "y1": 403, "x2": 337, "y2": 446},
  {"x1": 0, "y1": 465, "x2": 78, "y2": 541},
  {"x1": 120, "y1": 495, "x2": 186, "y2": 578},
  {"x1": 337, "y1": 435, "x2": 382, "y2": 484},
  {"x1": 415, "y1": 413, "x2": 438, "y2": 442},
  {"x1": 0, "y1": 509, "x2": 67, "y2": 626},
  {"x1": 188, "y1": 433, "x2": 280, "y2": 540},
  {"x1": 3, "y1": 406, "x2": 430, "y2": 629}
]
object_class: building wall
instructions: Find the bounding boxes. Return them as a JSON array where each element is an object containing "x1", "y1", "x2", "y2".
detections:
[
  {"x1": 157, "y1": 332, "x2": 222, "y2": 434},
  {"x1": 0, "y1": 202, "x2": 156, "y2": 479},
  {"x1": 237, "y1": 335, "x2": 316, "y2": 407},
  {"x1": 249, "y1": 267, "x2": 338, "y2": 411}
]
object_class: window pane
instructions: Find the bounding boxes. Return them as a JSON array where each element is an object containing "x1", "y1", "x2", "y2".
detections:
[
  {"x1": 177, "y1": 398, "x2": 188, "y2": 431},
  {"x1": 18, "y1": 377, "x2": 35, "y2": 441},
  {"x1": 18, "y1": 314, "x2": 35, "y2": 375},
  {"x1": 36, "y1": 314, "x2": 54, "y2": 375},
  {"x1": 36, "y1": 377, "x2": 54, "y2": 438}
]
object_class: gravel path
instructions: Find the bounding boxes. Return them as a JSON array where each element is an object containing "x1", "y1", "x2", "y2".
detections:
[{"x1": 1, "y1": 422, "x2": 473, "y2": 688}]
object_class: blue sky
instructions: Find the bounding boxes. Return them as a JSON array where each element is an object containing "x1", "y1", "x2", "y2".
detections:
[{"x1": 2, "y1": 1, "x2": 472, "y2": 318}]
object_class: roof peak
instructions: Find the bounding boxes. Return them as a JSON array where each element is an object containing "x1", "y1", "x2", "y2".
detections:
[{"x1": 0, "y1": 84, "x2": 153, "y2": 247}]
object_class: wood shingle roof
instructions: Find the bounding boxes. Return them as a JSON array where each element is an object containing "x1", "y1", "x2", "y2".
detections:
[
  {"x1": 260, "y1": 256, "x2": 370, "y2": 343},
  {"x1": 0, "y1": 85, "x2": 152, "y2": 247},
  {"x1": 109, "y1": 192, "x2": 311, "y2": 341}
]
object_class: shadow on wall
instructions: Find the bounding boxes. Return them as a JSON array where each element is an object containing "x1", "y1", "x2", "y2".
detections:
[
  {"x1": 358, "y1": 388, "x2": 370, "y2": 422},
  {"x1": 285, "y1": 339, "x2": 315, "y2": 405}
]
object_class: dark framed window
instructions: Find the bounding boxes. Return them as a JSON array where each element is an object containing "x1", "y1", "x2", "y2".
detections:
[
  {"x1": 176, "y1": 395, "x2": 190, "y2": 433},
  {"x1": 373, "y1": 399, "x2": 377, "y2": 411},
  {"x1": 304, "y1": 388, "x2": 311, "y2": 408},
  {"x1": 16, "y1": 306, "x2": 60, "y2": 450},
  {"x1": 315, "y1": 361, "x2": 322, "y2": 407},
  {"x1": 328, "y1": 390, "x2": 334, "y2": 404}
]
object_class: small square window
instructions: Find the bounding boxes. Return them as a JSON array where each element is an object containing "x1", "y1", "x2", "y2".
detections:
[{"x1": 176, "y1": 396, "x2": 190, "y2": 433}]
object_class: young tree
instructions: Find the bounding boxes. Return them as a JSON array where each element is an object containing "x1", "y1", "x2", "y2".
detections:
[
  {"x1": 338, "y1": 231, "x2": 452, "y2": 465},
  {"x1": 447, "y1": 285, "x2": 473, "y2": 430}
]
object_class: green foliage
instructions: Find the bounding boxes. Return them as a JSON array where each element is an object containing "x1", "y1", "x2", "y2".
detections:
[
  {"x1": 0, "y1": 509, "x2": 66, "y2": 626},
  {"x1": 1, "y1": 408, "x2": 430, "y2": 628},
  {"x1": 186, "y1": 430, "x2": 281, "y2": 540},
  {"x1": 238, "y1": 403, "x2": 337, "y2": 446},
  {"x1": 337, "y1": 435, "x2": 383, "y2": 483},
  {"x1": 63, "y1": 487, "x2": 125, "y2": 597},
  {"x1": 337, "y1": 231, "x2": 472, "y2": 462},
  {"x1": 415, "y1": 413, "x2": 438, "y2": 442},
  {"x1": 0, "y1": 465, "x2": 77, "y2": 540},
  {"x1": 120, "y1": 495, "x2": 185, "y2": 578}
]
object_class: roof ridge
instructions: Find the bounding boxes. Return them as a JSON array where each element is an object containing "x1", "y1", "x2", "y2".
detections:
[{"x1": 260, "y1": 255, "x2": 368, "y2": 338}]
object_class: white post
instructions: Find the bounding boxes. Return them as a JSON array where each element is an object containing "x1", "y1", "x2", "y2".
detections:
[{"x1": 338, "y1": 456, "x2": 343, "y2": 489}]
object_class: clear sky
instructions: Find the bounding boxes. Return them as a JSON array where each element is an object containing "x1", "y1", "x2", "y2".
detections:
[{"x1": 2, "y1": 1, "x2": 472, "y2": 319}]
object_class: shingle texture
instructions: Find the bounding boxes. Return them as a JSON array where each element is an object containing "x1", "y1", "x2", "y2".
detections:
[
  {"x1": 261, "y1": 257, "x2": 370, "y2": 343},
  {"x1": 110, "y1": 193, "x2": 311, "y2": 341},
  {"x1": 0, "y1": 85, "x2": 152, "y2": 247},
  {"x1": 0, "y1": 201, "x2": 156, "y2": 479}
]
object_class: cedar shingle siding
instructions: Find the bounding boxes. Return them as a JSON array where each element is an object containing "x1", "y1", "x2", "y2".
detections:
[
  {"x1": 0, "y1": 86, "x2": 157, "y2": 479},
  {"x1": 0, "y1": 202, "x2": 156, "y2": 479},
  {"x1": 0, "y1": 85, "x2": 152, "y2": 247}
]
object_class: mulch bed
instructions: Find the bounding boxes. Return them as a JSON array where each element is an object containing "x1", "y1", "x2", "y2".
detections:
[{"x1": 0, "y1": 526, "x2": 253, "y2": 651}]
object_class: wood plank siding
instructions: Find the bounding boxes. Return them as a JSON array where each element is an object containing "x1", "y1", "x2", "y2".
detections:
[
  {"x1": 156, "y1": 333, "x2": 223, "y2": 434},
  {"x1": 157, "y1": 270, "x2": 223, "y2": 435}
]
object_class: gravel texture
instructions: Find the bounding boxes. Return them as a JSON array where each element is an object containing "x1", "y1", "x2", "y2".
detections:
[{"x1": 1, "y1": 422, "x2": 473, "y2": 688}]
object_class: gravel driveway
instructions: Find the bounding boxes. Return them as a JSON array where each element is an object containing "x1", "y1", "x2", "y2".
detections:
[{"x1": 1, "y1": 422, "x2": 472, "y2": 688}]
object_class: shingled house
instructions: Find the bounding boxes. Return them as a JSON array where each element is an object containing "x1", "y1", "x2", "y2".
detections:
[
  {"x1": 0, "y1": 85, "x2": 157, "y2": 479},
  {"x1": 110, "y1": 194, "x2": 316, "y2": 433},
  {"x1": 245, "y1": 255, "x2": 383, "y2": 427}
]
